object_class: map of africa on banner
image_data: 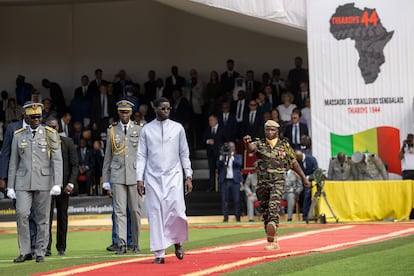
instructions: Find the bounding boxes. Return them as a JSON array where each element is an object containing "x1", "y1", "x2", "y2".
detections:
[{"x1": 307, "y1": 0, "x2": 414, "y2": 178}]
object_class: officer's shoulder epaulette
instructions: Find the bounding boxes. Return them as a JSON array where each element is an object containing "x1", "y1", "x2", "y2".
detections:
[
  {"x1": 109, "y1": 122, "x2": 118, "y2": 128},
  {"x1": 45, "y1": 126, "x2": 57, "y2": 133},
  {"x1": 14, "y1": 127, "x2": 25, "y2": 135},
  {"x1": 133, "y1": 121, "x2": 144, "y2": 126}
]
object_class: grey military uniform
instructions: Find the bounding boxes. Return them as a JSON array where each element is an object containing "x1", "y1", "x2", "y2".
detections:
[
  {"x1": 352, "y1": 154, "x2": 388, "y2": 180},
  {"x1": 8, "y1": 125, "x2": 63, "y2": 257},
  {"x1": 328, "y1": 157, "x2": 353, "y2": 180},
  {"x1": 102, "y1": 121, "x2": 143, "y2": 248}
]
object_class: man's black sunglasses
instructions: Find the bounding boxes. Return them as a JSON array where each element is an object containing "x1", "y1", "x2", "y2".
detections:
[{"x1": 159, "y1": 107, "x2": 172, "y2": 111}]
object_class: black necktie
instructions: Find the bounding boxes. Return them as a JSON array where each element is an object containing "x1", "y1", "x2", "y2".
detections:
[
  {"x1": 124, "y1": 125, "x2": 127, "y2": 135},
  {"x1": 294, "y1": 125, "x2": 299, "y2": 144},
  {"x1": 237, "y1": 101, "x2": 242, "y2": 119},
  {"x1": 32, "y1": 130, "x2": 36, "y2": 138}
]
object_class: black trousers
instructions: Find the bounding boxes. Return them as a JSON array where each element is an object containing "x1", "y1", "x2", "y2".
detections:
[
  {"x1": 48, "y1": 192, "x2": 69, "y2": 252},
  {"x1": 402, "y1": 170, "x2": 414, "y2": 180}
]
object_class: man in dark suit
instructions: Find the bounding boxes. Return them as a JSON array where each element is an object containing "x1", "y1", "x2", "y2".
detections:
[
  {"x1": 164, "y1": 66, "x2": 186, "y2": 101},
  {"x1": 287, "y1": 56, "x2": 309, "y2": 94},
  {"x1": 231, "y1": 90, "x2": 249, "y2": 140},
  {"x1": 170, "y1": 87, "x2": 191, "y2": 130},
  {"x1": 218, "y1": 102, "x2": 238, "y2": 143},
  {"x1": 42, "y1": 78, "x2": 67, "y2": 118},
  {"x1": 88, "y1": 69, "x2": 107, "y2": 99},
  {"x1": 284, "y1": 111, "x2": 309, "y2": 150},
  {"x1": 294, "y1": 81, "x2": 310, "y2": 109},
  {"x1": 77, "y1": 138, "x2": 95, "y2": 195},
  {"x1": 113, "y1": 70, "x2": 133, "y2": 101},
  {"x1": 203, "y1": 114, "x2": 225, "y2": 192},
  {"x1": 295, "y1": 150, "x2": 318, "y2": 221},
  {"x1": 220, "y1": 59, "x2": 240, "y2": 94},
  {"x1": 217, "y1": 142, "x2": 243, "y2": 222},
  {"x1": 242, "y1": 99, "x2": 264, "y2": 139},
  {"x1": 58, "y1": 112, "x2": 74, "y2": 138},
  {"x1": 91, "y1": 83, "x2": 115, "y2": 133},
  {"x1": 0, "y1": 90, "x2": 9, "y2": 123},
  {"x1": 143, "y1": 70, "x2": 157, "y2": 104},
  {"x1": 46, "y1": 117, "x2": 79, "y2": 257},
  {"x1": 244, "y1": 70, "x2": 261, "y2": 100}
]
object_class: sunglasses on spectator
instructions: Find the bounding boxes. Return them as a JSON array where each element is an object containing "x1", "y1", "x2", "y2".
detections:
[
  {"x1": 159, "y1": 107, "x2": 172, "y2": 111},
  {"x1": 28, "y1": 115, "x2": 42, "y2": 119}
]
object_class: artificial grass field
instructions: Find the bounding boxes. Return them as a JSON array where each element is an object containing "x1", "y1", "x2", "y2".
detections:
[{"x1": 0, "y1": 223, "x2": 413, "y2": 275}]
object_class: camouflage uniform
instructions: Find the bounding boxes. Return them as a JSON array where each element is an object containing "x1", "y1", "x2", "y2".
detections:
[{"x1": 253, "y1": 138, "x2": 297, "y2": 234}]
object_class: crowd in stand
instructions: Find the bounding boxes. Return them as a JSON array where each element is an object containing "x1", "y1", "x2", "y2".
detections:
[{"x1": 0, "y1": 57, "x2": 312, "y2": 196}]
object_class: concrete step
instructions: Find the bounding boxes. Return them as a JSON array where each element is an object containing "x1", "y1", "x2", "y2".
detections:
[
  {"x1": 193, "y1": 169, "x2": 209, "y2": 180},
  {"x1": 192, "y1": 159, "x2": 208, "y2": 170},
  {"x1": 191, "y1": 149, "x2": 207, "y2": 159}
]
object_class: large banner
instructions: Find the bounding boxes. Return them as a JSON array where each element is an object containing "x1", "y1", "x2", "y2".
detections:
[{"x1": 308, "y1": 0, "x2": 414, "y2": 178}]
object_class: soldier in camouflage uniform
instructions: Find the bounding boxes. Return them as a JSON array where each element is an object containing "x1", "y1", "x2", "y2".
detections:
[{"x1": 244, "y1": 120, "x2": 309, "y2": 250}]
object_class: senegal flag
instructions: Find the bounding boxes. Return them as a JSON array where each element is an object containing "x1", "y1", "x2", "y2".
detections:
[{"x1": 330, "y1": 127, "x2": 401, "y2": 175}]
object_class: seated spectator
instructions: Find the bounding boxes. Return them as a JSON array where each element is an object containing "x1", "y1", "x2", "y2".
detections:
[
  {"x1": 283, "y1": 169, "x2": 303, "y2": 221},
  {"x1": 277, "y1": 91, "x2": 297, "y2": 124},
  {"x1": 133, "y1": 111, "x2": 146, "y2": 126},
  {"x1": 4, "y1": 98, "x2": 23, "y2": 127},
  {"x1": 91, "y1": 140, "x2": 105, "y2": 196},
  {"x1": 41, "y1": 98, "x2": 58, "y2": 122},
  {"x1": 72, "y1": 121, "x2": 83, "y2": 146},
  {"x1": 327, "y1": 152, "x2": 353, "y2": 180},
  {"x1": 284, "y1": 111, "x2": 309, "y2": 150},
  {"x1": 70, "y1": 89, "x2": 91, "y2": 127},
  {"x1": 77, "y1": 138, "x2": 94, "y2": 195},
  {"x1": 256, "y1": 91, "x2": 272, "y2": 114},
  {"x1": 244, "y1": 171, "x2": 259, "y2": 222},
  {"x1": 351, "y1": 151, "x2": 388, "y2": 180}
]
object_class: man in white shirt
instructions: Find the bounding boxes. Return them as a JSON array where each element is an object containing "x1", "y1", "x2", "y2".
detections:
[
  {"x1": 399, "y1": 134, "x2": 414, "y2": 179},
  {"x1": 136, "y1": 97, "x2": 193, "y2": 264}
]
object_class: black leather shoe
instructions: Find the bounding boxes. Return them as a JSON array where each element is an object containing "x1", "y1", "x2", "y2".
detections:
[
  {"x1": 129, "y1": 246, "x2": 140, "y2": 253},
  {"x1": 45, "y1": 249, "x2": 52, "y2": 256},
  {"x1": 174, "y1": 243, "x2": 184, "y2": 260},
  {"x1": 36, "y1": 256, "x2": 44, "y2": 263},
  {"x1": 151, "y1": 257, "x2": 165, "y2": 264},
  {"x1": 106, "y1": 244, "x2": 119, "y2": 251},
  {"x1": 13, "y1": 254, "x2": 33, "y2": 263},
  {"x1": 116, "y1": 245, "x2": 127, "y2": 254},
  {"x1": 58, "y1": 250, "x2": 65, "y2": 256}
]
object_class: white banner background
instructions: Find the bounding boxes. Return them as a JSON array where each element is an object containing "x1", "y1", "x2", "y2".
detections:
[{"x1": 307, "y1": 0, "x2": 414, "y2": 177}]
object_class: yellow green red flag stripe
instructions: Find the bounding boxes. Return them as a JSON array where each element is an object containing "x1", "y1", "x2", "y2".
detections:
[{"x1": 330, "y1": 126, "x2": 401, "y2": 175}]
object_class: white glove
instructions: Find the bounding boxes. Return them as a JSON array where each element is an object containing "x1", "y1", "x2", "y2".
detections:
[
  {"x1": 7, "y1": 188, "x2": 16, "y2": 199},
  {"x1": 50, "y1": 185, "x2": 61, "y2": 196},
  {"x1": 102, "y1": 182, "x2": 111, "y2": 191}
]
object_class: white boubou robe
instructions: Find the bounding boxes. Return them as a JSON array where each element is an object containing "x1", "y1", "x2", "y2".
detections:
[{"x1": 136, "y1": 119, "x2": 193, "y2": 252}]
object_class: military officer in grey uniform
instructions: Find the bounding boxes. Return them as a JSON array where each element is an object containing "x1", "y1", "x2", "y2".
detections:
[
  {"x1": 327, "y1": 152, "x2": 353, "y2": 181},
  {"x1": 7, "y1": 103, "x2": 63, "y2": 263},
  {"x1": 102, "y1": 99, "x2": 143, "y2": 254},
  {"x1": 351, "y1": 151, "x2": 388, "y2": 180}
]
